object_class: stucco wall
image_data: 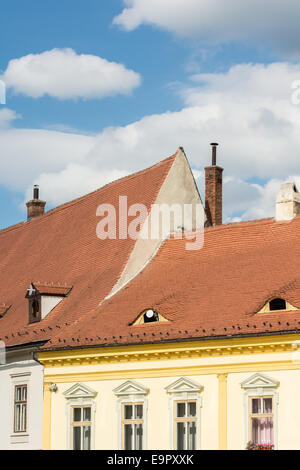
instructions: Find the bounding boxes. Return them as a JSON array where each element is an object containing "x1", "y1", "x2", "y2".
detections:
[
  {"x1": 0, "y1": 349, "x2": 43, "y2": 450},
  {"x1": 50, "y1": 374, "x2": 218, "y2": 450},
  {"x1": 44, "y1": 341, "x2": 300, "y2": 450},
  {"x1": 228, "y1": 369, "x2": 300, "y2": 450}
]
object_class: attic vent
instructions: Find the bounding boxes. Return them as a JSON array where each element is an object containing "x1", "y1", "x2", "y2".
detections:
[
  {"x1": 143, "y1": 309, "x2": 159, "y2": 323},
  {"x1": 131, "y1": 309, "x2": 169, "y2": 326},
  {"x1": 257, "y1": 297, "x2": 298, "y2": 314},
  {"x1": 269, "y1": 298, "x2": 286, "y2": 311}
]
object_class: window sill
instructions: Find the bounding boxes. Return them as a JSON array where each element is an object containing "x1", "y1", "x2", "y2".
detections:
[{"x1": 10, "y1": 433, "x2": 29, "y2": 444}]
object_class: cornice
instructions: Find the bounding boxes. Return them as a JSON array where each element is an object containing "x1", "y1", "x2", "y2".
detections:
[{"x1": 38, "y1": 333, "x2": 300, "y2": 369}]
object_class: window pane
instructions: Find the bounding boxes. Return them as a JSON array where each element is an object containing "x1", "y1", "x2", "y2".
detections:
[
  {"x1": 73, "y1": 427, "x2": 81, "y2": 450},
  {"x1": 251, "y1": 417, "x2": 259, "y2": 444},
  {"x1": 16, "y1": 387, "x2": 21, "y2": 402},
  {"x1": 135, "y1": 423, "x2": 143, "y2": 450},
  {"x1": 177, "y1": 422, "x2": 186, "y2": 450},
  {"x1": 21, "y1": 404, "x2": 26, "y2": 432},
  {"x1": 260, "y1": 417, "x2": 273, "y2": 445},
  {"x1": 124, "y1": 405, "x2": 133, "y2": 420},
  {"x1": 263, "y1": 398, "x2": 272, "y2": 414},
  {"x1": 124, "y1": 424, "x2": 132, "y2": 450},
  {"x1": 22, "y1": 386, "x2": 27, "y2": 401},
  {"x1": 188, "y1": 402, "x2": 196, "y2": 417},
  {"x1": 187, "y1": 421, "x2": 196, "y2": 450},
  {"x1": 135, "y1": 404, "x2": 143, "y2": 420},
  {"x1": 177, "y1": 403, "x2": 186, "y2": 418},
  {"x1": 83, "y1": 407, "x2": 91, "y2": 422},
  {"x1": 251, "y1": 398, "x2": 261, "y2": 414},
  {"x1": 73, "y1": 408, "x2": 82, "y2": 422},
  {"x1": 15, "y1": 404, "x2": 21, "y2": 431},
  {"x1": 83, "y1": 426, "x2": 91, "y2": 450}
]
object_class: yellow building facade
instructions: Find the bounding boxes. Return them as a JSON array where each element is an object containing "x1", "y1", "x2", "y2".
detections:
[{"x1": 39, "y1": 333, "x2": 300, "y2": 450}]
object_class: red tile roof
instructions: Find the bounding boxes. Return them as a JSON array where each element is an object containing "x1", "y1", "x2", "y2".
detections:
[
  {"x1": 0, "y1": 154, "x2": 176, "y2": 347},
  {"x1": 44, "y1": 215, "x2": 300, "y2": 349},
  {"x1": 0, "y1": 305, "x2": 11, "y2": 318},
  {"x1": 32, "y1": 283, "x2": 72, "y2": 296}
]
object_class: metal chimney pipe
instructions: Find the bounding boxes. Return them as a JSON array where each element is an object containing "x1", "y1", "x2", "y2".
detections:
[
  {"x1": 33, "y1": 185, "x2": 39, "y2": 200},
  {"x1": 210, "y1": 143, "x2": 218, "y2": 165}
]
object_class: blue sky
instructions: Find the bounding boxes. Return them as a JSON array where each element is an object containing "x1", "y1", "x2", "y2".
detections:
[{"x1": 1, "y1": 0, "x2": 300, "y2": 228}]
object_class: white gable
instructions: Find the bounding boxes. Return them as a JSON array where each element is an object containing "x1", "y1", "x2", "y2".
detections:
[
  {"x1": 241, "y1": 373, "x2": 279, "y2": 390},
  {"x1": 63, "y1": 383, "x2": 97, "y2": 399},
  {"x1": 113, "y1": 380, "x2": 148, "y2": 396},
  {"x1": 166, "y1": 377, "x2": 202, "y2": 394}
]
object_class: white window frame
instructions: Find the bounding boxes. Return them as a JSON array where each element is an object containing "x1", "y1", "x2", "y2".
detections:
[
  {"x1": 121, "y1": 401, "x2": 144, "y2": 450},
  {"x1": 166, "y1": 377, "x2": 202, "y2": 450},
  {"x1": 241, "y1": 373, "x2": 279, "y2": 449},
  {"x1": 10, "y1": 372, "x2": 31, "y2": 444},
  {"x1": 113, "y1": 380, "x2": 149, "y2": 450},
  {"x1": 63, "y1": 383, "x2": 97, "y2": 450}
]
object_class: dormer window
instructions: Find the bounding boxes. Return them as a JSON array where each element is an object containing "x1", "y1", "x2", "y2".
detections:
[
  {"x1": 26, "y1": 282, "x2": 72, "y2": 324},
  {"x1": 269, "y1": 298, "x2": 286, "y2": 311},
  {"x1": 31, "y1": 298, "x2": 40, "y2": 319},
  {"x1": 143, "y1": 309, "x2": 159, "y2": 323},
  {"x1": 257, "y1": 297, "x2": 298, "y2": 314},
  {"x1": 131, "y1": 308, "x2": 169, "y2": 326},
  {"x1": 26, "y1": 285, "x2": 41, "y2": 323}
]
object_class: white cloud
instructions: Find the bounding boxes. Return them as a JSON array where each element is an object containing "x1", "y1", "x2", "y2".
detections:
[
  {"x1": 0, "y1": 108, "x2": 20, "y2": 128},
  {"x1": 0, "y1": 125, "x2": 94, "y2": 191},
  {"x1": 1, "y1": 48, "x2": 141, "y2": 100},
  {"x1": 113, "y1": 0, "x2": 300, "y2": 56},
  {"x1": 29, "y1": 164, "x2": 128, "y2": 207},
  {"x1": 3, "y1": 62, "x2": 300, "y2": 222}
]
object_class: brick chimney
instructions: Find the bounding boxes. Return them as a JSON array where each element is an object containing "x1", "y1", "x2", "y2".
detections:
[
  {"x1": 26, "y1": 185, "x2": 46, "y2": 220},
  {"x1": 205, "y1": 143, "x2": 223, "y2": 226}
]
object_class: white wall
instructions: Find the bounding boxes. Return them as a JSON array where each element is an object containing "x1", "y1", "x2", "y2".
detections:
[{"x1": 0, "y1": 348, "x2": 44, "y2": 450}]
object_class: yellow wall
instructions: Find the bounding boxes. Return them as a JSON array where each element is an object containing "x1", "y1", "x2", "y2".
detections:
[{"x1": 39, "y1": 334, "x2": 300, "y2": 450}]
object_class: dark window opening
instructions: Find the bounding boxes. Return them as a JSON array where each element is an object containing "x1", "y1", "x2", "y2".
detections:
[
  {"x1": 143, "y1": 309, "x2": 159, "y2": 323},
  {"x1": 28, "y1": 296, "x2": 41, "y2": 323},
  {"x1": 269, "y1": 298, "x2": 286, "y2": 311},
  {"x1": 31, "y1": 299, "x2": 40, "y2": 318}
]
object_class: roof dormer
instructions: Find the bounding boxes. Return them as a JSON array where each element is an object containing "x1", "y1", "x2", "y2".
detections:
[
  {"x1": 257, "y1": 297, "x2": 298, "y2": 314},
  {"x1": 26, "y1": 282, "x2": 72, "y2": 323},
  {"x1": 131, "y1": 308, "x2": 169, "y2": 326}
]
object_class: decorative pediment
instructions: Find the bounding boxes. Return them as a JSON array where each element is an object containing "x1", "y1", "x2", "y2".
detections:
[
  {"x1": 241, "y1": 373, "x2": 279, "y2": 390},
  {"x1": 63, "y1": 383, "x2": 97, "y2": 399},
  {"x1": 113, "y1": 380, "x2": 149, "y2": 397},
  {"x1": 165, "y1": 377, "x2": 202, "y2": 394}
]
